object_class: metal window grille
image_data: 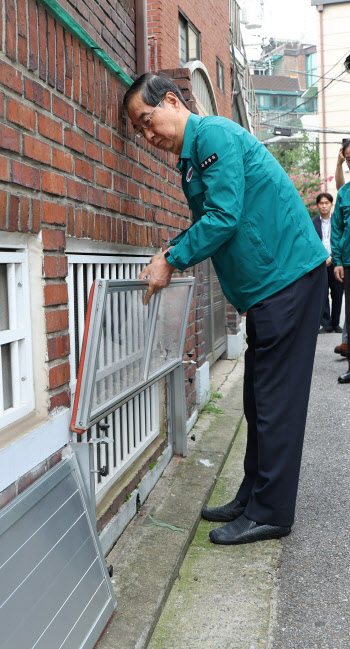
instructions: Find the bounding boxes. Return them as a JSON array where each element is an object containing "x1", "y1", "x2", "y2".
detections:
[
  {"x1": 67, "y1": 254, "x2": 160, "y2": 502},
  {"x1": 0, "y1": 248, "x2": 34, "y2": 430}
]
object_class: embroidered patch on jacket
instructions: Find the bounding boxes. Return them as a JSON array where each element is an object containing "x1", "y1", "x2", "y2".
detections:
[
  {"x1": 186, "y1": 166, "x2": 193, "y2": 182},
  {"x1": 199, "y1": 153, "x2": 218, "y2": 171}
]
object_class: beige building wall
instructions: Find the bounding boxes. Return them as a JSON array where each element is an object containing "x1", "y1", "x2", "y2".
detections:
[{"x1": 315, "y1": 1, "x2": 350, "y2": 199}]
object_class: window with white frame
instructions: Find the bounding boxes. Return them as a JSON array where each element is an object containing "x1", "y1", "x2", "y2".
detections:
[
  {"x1": 179, "y1": 13, "x2": 200, "y2": 68},
  {"x1": 0, "y1": 248, "x2": 34, "y2": 430}
]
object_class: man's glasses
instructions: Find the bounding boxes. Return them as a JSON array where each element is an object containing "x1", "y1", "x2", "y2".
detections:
[{"x1": 134, "y1": 98, "x2": 164, "y2": 138}]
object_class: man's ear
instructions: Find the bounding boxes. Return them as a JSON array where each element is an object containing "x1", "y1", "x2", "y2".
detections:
[{"x1": 164, "y1": 92, "x2": 179, "y2": 108}]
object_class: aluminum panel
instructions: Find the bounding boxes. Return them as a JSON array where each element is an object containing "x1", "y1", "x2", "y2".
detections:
[{"x1": 0, "y1": 454, "x2": 116, "y2": 649}]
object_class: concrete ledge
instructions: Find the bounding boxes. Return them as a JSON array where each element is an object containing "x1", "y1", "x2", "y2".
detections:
[{"x1": 97, "y1": 357, "x2": 244, "y2": 649}]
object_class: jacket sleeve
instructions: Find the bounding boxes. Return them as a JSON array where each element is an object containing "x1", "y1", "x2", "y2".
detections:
[
  {"x1": 165, "y1": 122, "x2": 245, "y2": 271},
  {"x1": 331, "y1": 193, "x2": 344, "y2": 266}
]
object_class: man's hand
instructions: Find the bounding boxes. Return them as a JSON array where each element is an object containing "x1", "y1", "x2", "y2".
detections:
[
  {"x1": 326, "y1": 255, "x2": 332, "y2": 267},
  {"x1": 139, "y1": 251, "x2": 175, "y2": 305},
  {"x1": 334, "y1": 265, "x2": 344, "y2": 282},
  {"x1": 337, "y1": 147, "x2": 345, "y2": 167}
]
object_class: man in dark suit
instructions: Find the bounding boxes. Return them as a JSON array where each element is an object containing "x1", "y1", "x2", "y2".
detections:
[{"x1": 313, "y1": 193, "x2": 343, "y2": 333}]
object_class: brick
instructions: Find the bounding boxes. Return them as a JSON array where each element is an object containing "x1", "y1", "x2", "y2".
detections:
[
  {"x1": 31, "y1": 198, "x2": 40, "y2": 232},
  {"x1": 67, "y1": 205, "x2": 74, "y2": 236},
  {"x1": 0, "y1": 92, "x2": 4, "y2": 117},
  {"x1": 48, "y1": 450, "x2": 63, "y2": 468},
  {"x1": 80, "y1": 46, "x2": 88, "y2": 109},
  {"x1": 64, "y1": 128, "x2": 84, "y2": 153},
  {"x1": 38, "y1": 114, "x2": 63, "y2": 144},
  {"x1": 88, "y1": 186, "x2": 105, "y2": 208},
  {"x1": 20, "y1": 196, "x2": 30, "y2": 232},
  {"x1": 7, "y1": 98, "x2": 35, "y2": 132},
  {"x1": 44, "y1": 283, "x2": 68, "y2": 305},
  {"x1": 75, "y1": 159, "x2": 93, "y2": 182},
  {"x1": 43, "y1": 255, "x2": 68, "y2": 278},
  {"x1": 46, "y1": 309, "x2": 68, "y2": 333},
  {"x1": 23, "y1": 135, "x2": 51, "y2": 164},
  {"x1": 47, "y1": 14, "x2": 56, "y2": 87},
  {"x1": 52, "y1": 95, "x2": 74, "y2": 124},
  {"x1": 42, "y1": 201, "x2": 67, "y2": 225},
  {"x1": 0, "y1": 190, "x2": 7, "y2": 230},
  {"x1": 18, "y1": 463, "x2": 47, "y2": 495},
  {"x1": 28, "y1": 0, "x2": 38, "y2": 71},
  {"x1": 96, "y1": 167, "x2": 112, "y2": 188},
  {"x1": 24, "y1": 77, "x2": 50, "y2": 110},
  {"x1": 38, "y1": 5, "x2": 47, "y2": 81},
  {"x1": 106, "y1": 193, "x2": 120, "y2": 212},
  {"x1": 119, "y1": 158, "x2": 132, "y2": 176},
  {"x1": 49, "y1": 391, "x2": 70, "y2": 411},
  {"x1": 67, "y1": 178, "x2": 87, "y2": 202},
  {"x1": 86, "y1": 140, "x2": 102, "y2": 162},
  {"x1": 113, "y1": 134, "x2": 125, "y2": 154},
  {"x1": 17, "y1": 0, "x2": 28, "y2": 66},
  {"x1": 103, "y1": 149, "x2": 118, "y2": 170},
  {"x1": 72, "y1": 37, "x2": 80, "y2": 104},
  {"x1": 97, "y1": 125, "x2": 112, "y2": 146},
  {"x1": 49, "y1": 362, "x2": 70, "y2": 389},
  {"x1": 42, "y1": 170, "x2": 66, "y2": 196},
  {"x1": 0, "y1": 124, "x2": 20, "y2": 153},
  {"x1": 52, "y1": 148, "x2": 74, "y2": 173},
  {"x1": 76, "y1": 110, "x2": 94, "y2": 135},
  {"x1": 56, "y1": 23, "x2": 65, "y2": 93},
  {"x1": 9, "y1": 195, "x2": 19, "y2": 231},
  {"x1": 6, "y1": 0, "x2": 16, "y2": 60},
  {"x1": 42, "y1": 229, "x2": 66, "y2": 251},
  {"x1": 64, "y1": 32, "x2": 73, "y2": 98},
  {"x1": 12, "y1": 160, "x2": 40, "y2": 189},
  {"x1": 0, "y1": 482, "x2": 17, "y2": 510}
]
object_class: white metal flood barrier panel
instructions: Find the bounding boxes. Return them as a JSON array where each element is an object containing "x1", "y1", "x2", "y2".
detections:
[
  {"x1": 0, "y1": 452, "x2": 117, "y2": 649},
  {"x1": 68, "y1": 255, "x2": 159, "y2": 503}
]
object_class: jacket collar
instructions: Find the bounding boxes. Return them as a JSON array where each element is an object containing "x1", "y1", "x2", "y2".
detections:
[{"x1": 177, "y1": 113, "x2": 202, "y2": 169}]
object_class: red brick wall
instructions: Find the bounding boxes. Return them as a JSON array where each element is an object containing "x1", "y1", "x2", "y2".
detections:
[
  {"x1": 0, "y1": 0, "x2": 197, "y2": 416},
  {"x1": 147, "y1": 0, "x2": 232, "y2": 119}
]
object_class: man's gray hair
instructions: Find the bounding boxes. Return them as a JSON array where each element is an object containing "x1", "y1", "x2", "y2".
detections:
[{"x1": 123, "y1": 72, "x2": 189, "y2": 110}]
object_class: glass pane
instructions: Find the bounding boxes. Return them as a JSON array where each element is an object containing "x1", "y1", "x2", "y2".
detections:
[
  {"x1": 179, "y1": 17, "x2": 187, "y2": 66},
  {"x1": 2, "y1": 343, "x2": 13, "y2": 409},
  {"x1": 149, "y1": 285, "x2": 188, "y2": 376},
  {"x1": 0, "y1": 264, "x2": 9, "y2": 331},
  {"x1": 188, "y1": 25, "x2": 199, "y2": 60},
  {"x1": 91, "y1": 288, "x2": 150, "y2": 411}
]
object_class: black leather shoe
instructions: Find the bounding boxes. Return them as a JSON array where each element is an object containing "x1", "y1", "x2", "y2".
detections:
[
  {"x1": 209, "y1": 514, "x2": 291, "y2": 545},
  {"x1": 333, "y1": 325, "x2": 343, "y2": 333},
  {"x1": 338, "y1": 369, "x2": 350, "y2": 384},
  {"x1": 319, "y1": 325, "x2": 333, "y2": 334},
  {"x1": 202, "y1": 498, "x2": 245, "y2": 522}
]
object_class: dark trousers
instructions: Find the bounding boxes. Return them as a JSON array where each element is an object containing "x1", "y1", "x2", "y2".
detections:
[
  {"x1": 344, "y1": 267, "x2": 350, "y2": 362},
  {"x1": 236, "y1": 263, "x2": 327, "y2": 527},
  {"x1": 320, "y1": 264, "x2": 343, "y2": 328}
]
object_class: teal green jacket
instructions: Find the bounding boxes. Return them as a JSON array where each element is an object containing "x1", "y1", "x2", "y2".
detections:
[
  {"x1": 330, "y1": 182, "x2": 350, "y2": 267},
  {"x1": 165, "y1": 113, "x2": 328, "y2": 314}
]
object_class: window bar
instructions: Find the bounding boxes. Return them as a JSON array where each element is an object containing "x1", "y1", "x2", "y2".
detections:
[
  {"x1": 0, "y1": 347, "x2": 4, "y2": 415},
  {"x1": 7, "y1": 264, "x2": 20, "y2": 408},
  {"x1": 67, "y1": 263, "x2": 77, "y2": 389},
  {"x1": 77, "y1": 263, "x2": 85, "y2": 357},
  {"x1": 118, "y1": 263, "x2": 129, "y2": 464}
]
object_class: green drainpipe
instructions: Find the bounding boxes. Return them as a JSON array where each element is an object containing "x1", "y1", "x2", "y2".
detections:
[{"x1": 38, "y1": 0, "x2": 133, "y2": 88}]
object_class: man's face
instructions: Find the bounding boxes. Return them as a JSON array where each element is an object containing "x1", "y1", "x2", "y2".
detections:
[
  {"x1": 126, "y1": 91, "x2": 184, "y2": 155},
  {"x1": 317, "y1": 198, "x2": 332, "y2": 218},
  {"x1": 344, "y1": 146, "x2": 350, "y2": 170}
]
